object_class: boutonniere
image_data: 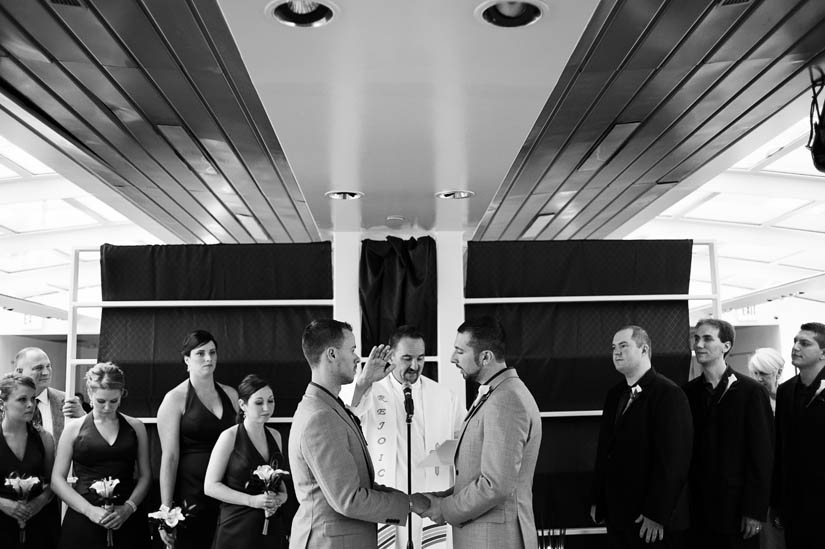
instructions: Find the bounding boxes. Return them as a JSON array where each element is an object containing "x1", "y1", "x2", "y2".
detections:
[
  {"x1": 464, "y1": 385, "x2": 493, "y2": 422},
  {"x1": 807, "y1": 379, "x2": 825, "y2": 407},
  {"x1": 630, "y1": 385, "x2": 642, "y2": 399},
  {"x1": 719, "y1": 373, "x2": 737, "y2": 402}
]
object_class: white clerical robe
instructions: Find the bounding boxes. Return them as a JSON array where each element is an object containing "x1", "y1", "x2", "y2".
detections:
[{"x1": 349, "y1": 375, "x2": 463, "y2": 549}]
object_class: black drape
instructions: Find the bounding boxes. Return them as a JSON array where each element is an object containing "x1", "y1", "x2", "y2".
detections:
[
  {"x1": 465, "y1": 239, "x2": 693, "y2": 536},
  {"x1": 98, "y1": 242, "x2": 332, "y2": 417},
  {"x1": 359, "y1": 236, "x2": 437, "y2": 354}
]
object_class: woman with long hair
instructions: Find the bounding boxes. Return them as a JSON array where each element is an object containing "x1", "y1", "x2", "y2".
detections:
[
  {"x1": 156, "y1": 330, "x2": 238, "y2": 548},
  {"x1": 0, "y1": 374, "x2": 59, "y2": 548},
  {"x1": 51, "y1": 363, "x2": 150, "y2": 548},
  {"x1": 205, "y1": 374, "x2": 289, "y2": 549}
]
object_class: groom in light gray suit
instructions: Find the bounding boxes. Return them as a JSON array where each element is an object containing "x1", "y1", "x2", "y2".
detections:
[
  {"x1": 289, "y1": 319, "x2": 431, "y2": 549},
  {"x1": 423, "y1": 317, "x2": 542, "y2": 549}
]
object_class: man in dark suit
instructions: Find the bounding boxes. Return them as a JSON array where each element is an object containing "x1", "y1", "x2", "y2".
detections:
[
  {"x1": 773, "y1": 322, "x2": 825, "y2": 548},
  {"x1": 13, "y1": 347, "x2": 84, "y2": 443},
  {"x1": 288, "y1": 319, "x2": 430, "y2": 549},
  {"x1": 591, "y1": 325, "x2": 692, "y2": 548},
  {"x1": 685, "y1": 319, "x2": 773, "y2": 549}
]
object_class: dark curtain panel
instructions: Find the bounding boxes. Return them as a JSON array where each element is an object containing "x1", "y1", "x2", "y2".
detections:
[
  {"x1": 359, "y1": 236, "x2": 437, "y2": 353},
  {"x1": 98, "y1": 306, "x2": 327, "y2": 417},
  {"x1": 465, "y1": 301, "x2": 690, "y2": 411},
  {"x1": 466, "y1": 240, "x2": 692, "y2": 297},
  {"x1": 464, "y1": 240, "x2": 692, "y2": 536},
  {"x1": 101, "y1": 242, "x2": 332, "y2": 300}
]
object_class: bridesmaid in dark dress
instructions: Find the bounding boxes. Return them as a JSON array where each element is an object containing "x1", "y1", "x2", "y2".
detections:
[
  {"x1": 205, "y1": 375, "x2": 289, "y2": 549},
  {"x1": 0, "y1": 374, "x2": 59, "y2": 549},
  {"x1": 51, "y1": 363, "x2": 150, "y2": 549},
  {"x1": 157, "y1": 330, "x2": 238, "y2": 548}
]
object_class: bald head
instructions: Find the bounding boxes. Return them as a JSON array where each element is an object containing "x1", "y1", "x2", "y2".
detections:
[{"x1": 14, "y1": 347, "x2": 52, "y2": 396}]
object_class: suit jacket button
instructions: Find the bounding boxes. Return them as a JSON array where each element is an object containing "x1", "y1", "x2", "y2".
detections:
[{"x1": 455, "y1": 470, "x2": 459, "y2": 476}]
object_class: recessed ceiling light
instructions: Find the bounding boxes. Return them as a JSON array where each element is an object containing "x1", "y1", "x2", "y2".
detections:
[
  {"x1": 268, "y1": 0, "x2": 336, "y2": 28},
  {"x1": 325, "y1": 190, "x2": 364, "y2": 200},
  {"x1": 435, "y1": 190, "x2": 475, "y2": 200},
  {"x1": 385, "y1": 215, "x2": 406, "y2": 227},
  {"x1": 475, "y1": 1, "x2": 546, "y2": 28}
]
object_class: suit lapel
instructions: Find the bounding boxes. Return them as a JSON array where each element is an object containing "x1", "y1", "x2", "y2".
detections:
[
  {"x1": 454, "y1": 369, "x2": 518, "y2": 462},
  {"x1": 307, "y1": 384, "x2": 375, "y2": 480},
  {"x1": 47, "y1": 389, "x2": 65, "y2": 438}
]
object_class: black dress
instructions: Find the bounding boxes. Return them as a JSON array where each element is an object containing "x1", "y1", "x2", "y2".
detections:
[
  {"x1": 212, "y1": 425, "x2": 287, "y2": 549},
  {"x1": 174, "y1": 381, "x2": 235, "y2": 549},
  {"x1": 0, "y1": 423, "x2": 59, "y2": 549},
  {"x1": 58, "y1": 413, "x2": 148, "y2": 549}
]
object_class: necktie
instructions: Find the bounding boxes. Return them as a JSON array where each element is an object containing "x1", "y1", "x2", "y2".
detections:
[
  {"x1": 32, "y1": 400, "x2": 43, "y2": 428},
  {"x1": 622, "y1": 386, "x2": 640, "y2": 415}
]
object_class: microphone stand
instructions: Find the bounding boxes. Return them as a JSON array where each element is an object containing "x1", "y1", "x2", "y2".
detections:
[{"x1": 404, "y1": 385, "x2": 414, "y2": 549}]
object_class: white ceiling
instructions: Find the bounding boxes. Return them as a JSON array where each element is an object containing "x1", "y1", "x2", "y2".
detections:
[{"x1": 218, "y1": 0, "x2": 599, "y2": 235}]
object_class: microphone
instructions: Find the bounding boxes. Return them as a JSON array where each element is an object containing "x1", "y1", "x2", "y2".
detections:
[{"x1": 403, "y1": 385, "x2": 414, "y2": 419}]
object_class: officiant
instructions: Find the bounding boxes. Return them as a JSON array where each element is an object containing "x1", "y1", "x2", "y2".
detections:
[{"x1": 346, "y1": 325, "x2": 463, "y2": 549}]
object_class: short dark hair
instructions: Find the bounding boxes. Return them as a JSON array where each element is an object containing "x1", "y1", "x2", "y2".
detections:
[
  {"x1": 457, "y1": 316, "x2": 506, "y2": 361},
  {"x1": 389, "y1": 325, "x2": 425, "y2": 349},
  {"x1": 302, "y1": 319, "x2": 353, "y2": 366},
  {"x1": 696, "y1": 318, "x2": 735, "y2": 355},
  {"x1": 236, "y1": 374, "x2": 271, "y2": 423},
  {"x1": 181, "y1": 330, "x2": 217, "y2": 361},
  {"x1": 800, "y1": 322, "x2": 825, "y2": 349},
  {"x1": 616, "y1": 325, "x2": 653, "y2": 358}
]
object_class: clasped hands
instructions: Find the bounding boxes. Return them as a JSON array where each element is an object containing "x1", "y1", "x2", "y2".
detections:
[
  {"x1": 248, "y1": 490, "x2": 288, "y2": 516},
  {"x1": 409, "y1": 493, "x2": 446, "y2": 525},
  {"x1": 85, "y1": 503, "x2": 135, "y2": 530}
]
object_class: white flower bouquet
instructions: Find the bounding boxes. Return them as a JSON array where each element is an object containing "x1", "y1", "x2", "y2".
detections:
[
  {"x1": 148, "y1": 504, "x2": 186, "y2": 529},
  {"x1": 4, "y1": 473, "x2": 41, "y2": 544},
  {"x1": 250, "y1": 465, "x2": 290, "y2": 535},
  {"x1": 90, "y1": 477, "x2": 120, "y2": 547}
]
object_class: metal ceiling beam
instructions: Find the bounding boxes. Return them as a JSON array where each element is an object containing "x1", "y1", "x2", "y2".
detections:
[
  {"x1": 0, "y1": 223, "x2": 147, "y2": 254},
  {"x1": 692, "y1": 272, "x2": 825, "y2": 316},
  {"x1": 0, "y1": 292, "x2": 68, "y2": 320}
]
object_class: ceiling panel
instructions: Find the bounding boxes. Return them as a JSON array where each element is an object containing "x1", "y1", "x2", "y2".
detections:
[
  {"x1": 476, "y1": 0, "x2": 825, "y2": 242},
  {"x1": 0, "y1": 0, "x2": 319, "y2": 244}
]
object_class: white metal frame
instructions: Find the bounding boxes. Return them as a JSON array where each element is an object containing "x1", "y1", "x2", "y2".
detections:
[{"x1": 65, "y1": 247, "x2": 334, "y2": 424}]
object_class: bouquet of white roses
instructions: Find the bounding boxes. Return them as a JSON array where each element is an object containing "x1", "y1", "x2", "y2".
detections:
[
  {"x1": 248, "y1": 465, "x2": 289, "y2": 535},
  {"x1": 90, "y1": 477, "x2": 120, "y2": 547},
  {"x1": 4, "y1": 473, "x2": 41, "y2": 544}
]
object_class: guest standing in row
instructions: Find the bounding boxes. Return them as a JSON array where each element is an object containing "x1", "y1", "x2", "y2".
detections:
[
  {"x1": 773, "y1": 322, "x2": 825, "y2": 548},
  {"x1": 51, "y1": 363, "x2": 150, "y2": 549},
  {"x1": 157, "y1": 330, "x2": 238, "y2": 548},
  {"x1": 0, "y1": 374, "x2": 59, "y2": 549},
  {"x1": 205, "y1": 374, "x2": 288, "y2": 548}
]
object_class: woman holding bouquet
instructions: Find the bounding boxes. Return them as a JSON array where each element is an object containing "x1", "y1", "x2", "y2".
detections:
[
  {"x1": 51, "y1": 363, "x2": 150, "y2": 548},
  {"x1": 205, "y1": 374, "x2": 289, "y2": 549},
  {"x1": 0, "y1": 374, "x2": 59, "y2": 548},
  {"x1": 157, "y1": 330, "x2": 238, "y2": 548}
]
